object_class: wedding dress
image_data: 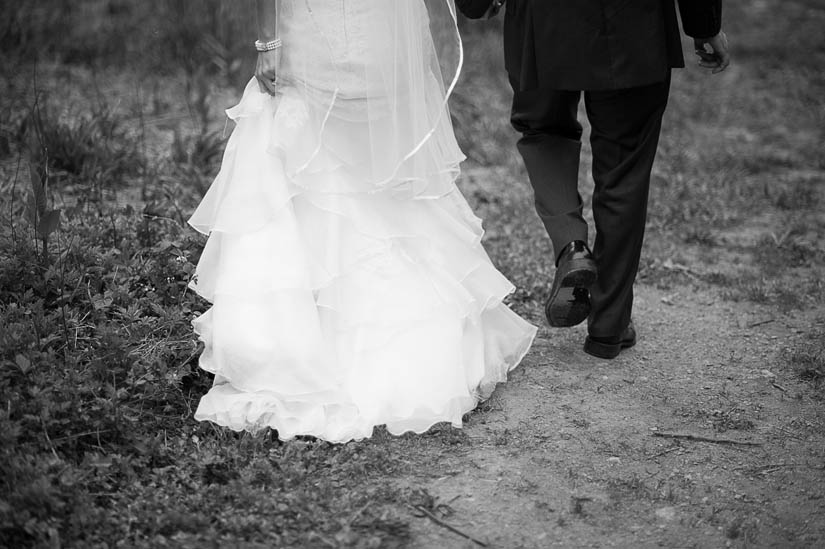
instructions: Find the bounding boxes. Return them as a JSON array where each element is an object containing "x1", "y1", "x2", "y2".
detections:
[{"x1": 188, "y1": 0, "x2": 537, "y2": 442}]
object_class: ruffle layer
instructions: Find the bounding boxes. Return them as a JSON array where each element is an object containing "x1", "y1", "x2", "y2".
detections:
[
  {"x1": 189, "y1": 78, "x2": 464, "y2": 239},
  {"x1": 189, "y1": 80, "x2": 537, "y2": 442},
  {"x1": 194, "y1": 304, "x2": 534, "y2": 442}
]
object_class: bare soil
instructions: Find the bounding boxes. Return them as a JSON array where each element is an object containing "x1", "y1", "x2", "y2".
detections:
[
  {"x1": 376, "y1": 163, "x2": 825, "y2": 548},
  {"x1": 401, "y1": 289, "x2": 824, "y2": 548}
]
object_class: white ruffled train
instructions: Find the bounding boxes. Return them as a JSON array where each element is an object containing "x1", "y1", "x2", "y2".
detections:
[{"x1": 188, "y1": 72, "x2": 536, "y2": 442}]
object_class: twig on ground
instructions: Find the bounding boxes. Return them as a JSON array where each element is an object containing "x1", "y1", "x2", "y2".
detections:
[
  {"x1": 774, "y1": 426, "x2": 806, "y2": 441},
  {"x1": 571, "y1": 496, "x2": 593, "y2": 515},
  {"x1": 747, "y1": 318, "x2": 775, "y2": 328},
  {"x1": 651, "y1": 432, "x2": 762, "y2": 446},
  {"x1": 770, "y1": 381, "x2": 787, "y2": 393},
  {"x1": 734, "y1": 463, "x2": 802, "y2": 475},
  {"x1": 348, "y1": 501, "x2": 372, "y2": 525},
  {"x1": 51, "y1": 429, "x2": 113, "y2": 444},
  {"x1": 409, "y1": 504, "x2": 487, "y2": 547},
  {"x1": 41, "y1": 418, "x2": 59, "y2": 459}
]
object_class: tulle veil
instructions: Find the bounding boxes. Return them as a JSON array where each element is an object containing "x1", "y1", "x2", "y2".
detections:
[
  {"x1": 271, "y1": 0, "x2": 463, "y2": 191},
  {"x1": 190, "y1": 0, "x2": 465, "y2": 234}
]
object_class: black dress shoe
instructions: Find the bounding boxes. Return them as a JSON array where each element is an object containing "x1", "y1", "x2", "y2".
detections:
[
  {"x1": 583, "y1": 321, "x2": 637, "y2": 359},
  {"x1": 545, "y1": 240, "x2": 597, "y2": 327}
]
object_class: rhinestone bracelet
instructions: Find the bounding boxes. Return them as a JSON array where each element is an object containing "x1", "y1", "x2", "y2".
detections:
[{"x1": 255, "y1": 38, "x2": 282, "y2": 52}]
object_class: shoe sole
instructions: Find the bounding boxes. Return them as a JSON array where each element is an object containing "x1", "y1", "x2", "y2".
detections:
[
  {"x1": 583, "y1": 335, "x2": 637, "y2": 359},
  {"x1": 545, "y1": 258, "x2": 597, "y2": 328}
]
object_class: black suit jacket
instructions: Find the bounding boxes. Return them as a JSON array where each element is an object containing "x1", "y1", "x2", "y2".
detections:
[{"x1": 456, "y1": 0, "x2": 722, "y2": 91}]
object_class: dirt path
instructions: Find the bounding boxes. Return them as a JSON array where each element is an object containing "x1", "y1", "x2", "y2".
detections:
[
  {"x1": 397, "y1": 282, "x2": 823, "y2": 548},
  {"x1": 381, "y1": 145, "x2": 825, "y2": 547},
  {"x1": 404, "y1": 13, "x2": 825, "y2": 541}
]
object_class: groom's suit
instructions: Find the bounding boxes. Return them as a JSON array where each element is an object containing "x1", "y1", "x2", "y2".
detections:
[{"x1": 457, "y1": 0, "x2": 722, "y2": 339}]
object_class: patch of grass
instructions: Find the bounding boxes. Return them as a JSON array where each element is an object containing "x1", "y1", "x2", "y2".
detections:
[
  {"x1": 606, "y1": 472, "x2": 692, "y2": 505},
  {"x1": 0, "y1": 430, "x2": 411, "y2": 547},
  {"x1": 753, "y1": 235, "x2": 823, "y2": 274},
  {"x1": 768, "y1": 180, "x2": 821, "y2": 211},
  {"x1": 785, "y1": 333, "x2": 825, "y2": 391},
  {"x1": 701, "y1": 271, "x2": 736, "y2": 287},
  {"x1": 31, "y1": 99, "x2": 145, "y2": 192},
  {"x1": 672, "y1": 401, "x2": 760, "y2": 433},
  {"x1": 721, "y1": 278, "x2": 803, "y2": 311},
  {"x1": 710, "y1": 408, "x2": 756, "y2": 433},
  {"x1": 605, "y1": 475, "x2": 656, "y2": 504},
  {"x1": 718, "y1": 272, "x2": 821, "y2": 312},
  {"x1": 0, "y1": 124, "x2": 421, "y2": 545},
  {"x1": 648, "y1": 0, "x2": 825, "y2": 239},
  {"x1": 682, "y1": 228, "x2": 718, "y2": 246},
  {"x1": 636, "y1": 256, "x2": 698, "y2": 290},
  {"x1": 0, "y1": 0, "x2": 253, "y2": 81},
  {"x1": 648, "y1": 167, "x2": 751, "y2": 230},
  {"x1": 688, "y1": 224, "x2": 825, "y2": 310}
]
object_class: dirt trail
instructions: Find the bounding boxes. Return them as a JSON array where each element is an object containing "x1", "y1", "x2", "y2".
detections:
[
  {"x1": 383, "y1": 152, "x2": 825, "y2": 548},
  {"x1": 398, "y1": 280, "x2": 823, "y2": 548}
]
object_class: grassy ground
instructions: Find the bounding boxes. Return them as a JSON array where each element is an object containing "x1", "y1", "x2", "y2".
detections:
[{"x1": 1, "y1": 1, "x2": 823, "y2": 547}]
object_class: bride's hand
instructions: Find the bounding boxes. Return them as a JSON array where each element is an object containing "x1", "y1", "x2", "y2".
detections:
[{"x1": 255, "y1": 49, "x2": 281, "y2": 95}]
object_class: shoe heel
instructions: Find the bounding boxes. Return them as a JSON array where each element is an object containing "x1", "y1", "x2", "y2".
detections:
[
  {"x1": 545, "y1": 287, "x2": 591, "y2": 328},
  {"x1": 561, "y1": 258, "x2": 597, "y2": 288}
]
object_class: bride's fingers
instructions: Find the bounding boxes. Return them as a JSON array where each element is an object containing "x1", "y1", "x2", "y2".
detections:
[
  {"x1": 255, "y1": 61, "x2": 279, "y2": 96},
  {"x1": 255, "y1": 52, "x2": 281, "y2": 96},
  {"x1": 255, "y1": 58, "x2": 267, "y2": 93},
  {"x1": 259, "y1": 73, "x2": 278, "y2": 95}
]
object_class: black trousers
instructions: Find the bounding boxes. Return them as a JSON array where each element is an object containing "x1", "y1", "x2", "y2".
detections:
[{"x1": 510, "y1": 74, "x2": 671, "y2": 337}]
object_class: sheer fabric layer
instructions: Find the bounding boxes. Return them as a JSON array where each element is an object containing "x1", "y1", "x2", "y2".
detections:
[{"x1": 188, "y1": 0, "x2": 537, "y2": 443}]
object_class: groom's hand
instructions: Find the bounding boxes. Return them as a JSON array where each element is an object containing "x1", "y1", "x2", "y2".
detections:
[{"x1": 694, "y1": 31, "x2": 730, "y2": 74}]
